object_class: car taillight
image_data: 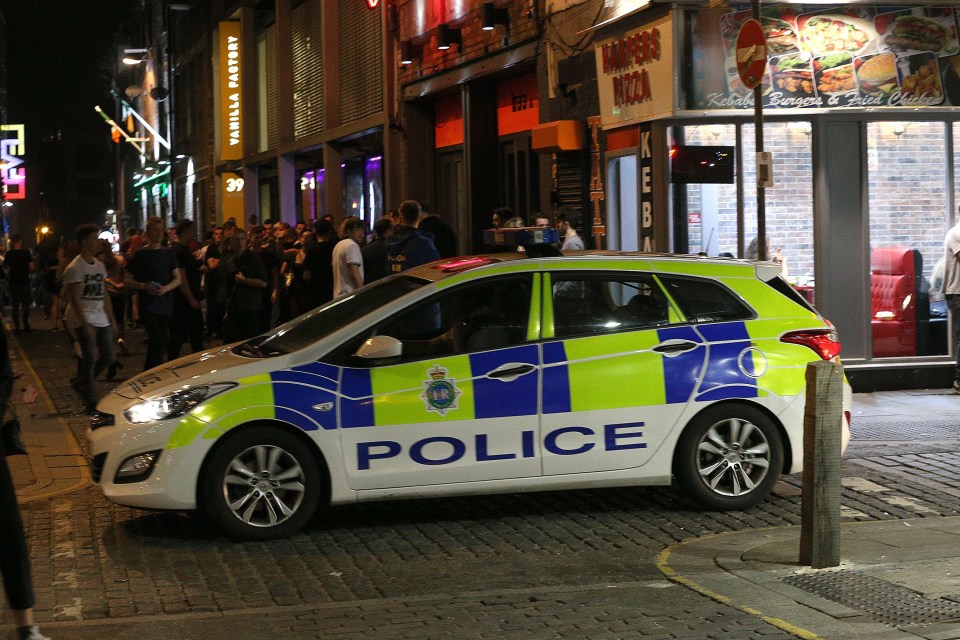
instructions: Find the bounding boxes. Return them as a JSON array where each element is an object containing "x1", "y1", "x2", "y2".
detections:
[{"x1": 781, "y1": 328, "x2": 842, "y2": 360}]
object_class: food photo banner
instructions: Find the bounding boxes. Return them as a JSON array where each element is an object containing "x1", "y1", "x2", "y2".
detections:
[{"x1": 691, "y1": 4, "x2": 960, "y2": 109}]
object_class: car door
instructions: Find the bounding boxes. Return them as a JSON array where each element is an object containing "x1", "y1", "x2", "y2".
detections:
[
  {"x1": 540, "y1": 271, "x2": 707, "y2": 476},
  {"x1": 334, "y1": 274, "x2": 543, "y2": 490}
]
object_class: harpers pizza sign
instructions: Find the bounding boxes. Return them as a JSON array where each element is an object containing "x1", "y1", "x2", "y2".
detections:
[{"x1": 596, "y1": 13, "x2": 674, "y2": 127}]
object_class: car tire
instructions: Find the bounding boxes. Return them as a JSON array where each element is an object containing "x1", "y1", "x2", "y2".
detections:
[
  {"x1": 674, "y1": 404, "x2": 784, "y2": 510},
  {"x1": 199, "y1": 426, "x2": 321, "y2": 541}
]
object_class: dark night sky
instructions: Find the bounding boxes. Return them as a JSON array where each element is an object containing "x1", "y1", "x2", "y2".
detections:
[
  {"x1": 0, "y1": 0, "x2": 136, "y2": 233},
  {"x1": 2, "y1": 0, "x2": 135, "y2": 133}
]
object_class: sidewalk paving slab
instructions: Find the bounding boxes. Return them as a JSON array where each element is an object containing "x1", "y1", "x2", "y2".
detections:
[{"x1": 659, "y1": 516, "x2": 960, "y2": 639}]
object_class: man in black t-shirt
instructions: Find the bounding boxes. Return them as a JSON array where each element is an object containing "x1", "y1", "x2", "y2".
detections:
[
  {"x1": 203, "y1": 226, "x2": 224, "y2": 338},
  {"x1": 304, "y1": 220, "x2": 335, "y2": 309},
  {"x1": 3, "y1": 235, "x2": 34, "y2": 333},
  {"x1": 168, "y1": 219, "x2": 204, "y2": 360},
  {"x1": 417, "y1": 204, "x2": 457, "y2": 259}
]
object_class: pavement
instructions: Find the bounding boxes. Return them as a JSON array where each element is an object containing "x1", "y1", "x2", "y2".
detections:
[{"x1": 6, "y1": 315, "x2": 960, "y2": 639}]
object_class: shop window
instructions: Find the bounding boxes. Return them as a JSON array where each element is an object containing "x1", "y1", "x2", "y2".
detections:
[
  {"x1": 299, "y1": 168, "x2": 326, "y2": 223},
  {"x1": 674, "y1": 123, "x2": 813, "y2": 295},
  {"x1": 868, "y1": 121, "x2": 949, "y2": 358},
  {"x1": 341, "y1": 156, "x2": 383, "y2": 226}
]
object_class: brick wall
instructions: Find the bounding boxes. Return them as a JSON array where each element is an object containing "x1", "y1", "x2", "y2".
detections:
[{"x1": 397, "y1": 1, "x2": 538, "y2": 86}]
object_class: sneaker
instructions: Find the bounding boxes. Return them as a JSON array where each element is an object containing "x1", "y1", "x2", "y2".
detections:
[
  {"x1": 953, "y1": 380, "x2": 960, "y2": 394},
  {"x1": 9, "y1": 625, "x2": 52, "y2": 640}
]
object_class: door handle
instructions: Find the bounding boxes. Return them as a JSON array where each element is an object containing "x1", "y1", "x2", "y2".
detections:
[
  {"x1": 652, "y1": 340, "x2": 699, "y2": 355},
  {"x1": 486, "y1": 363, "x2": 536, "y2": 381}
]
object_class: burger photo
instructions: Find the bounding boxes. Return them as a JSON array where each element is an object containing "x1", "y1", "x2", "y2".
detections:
[{"x1": 856, "y1": 53, "x2": 898, "y2": 96}]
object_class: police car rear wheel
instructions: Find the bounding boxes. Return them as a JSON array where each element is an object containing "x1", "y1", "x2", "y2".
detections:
[
  {"x1": 200, "y1": 427, "x2": 321, "y2": 540},
  {"x1": 674, "y1": 405, "x2": 783, "y2": 510}
]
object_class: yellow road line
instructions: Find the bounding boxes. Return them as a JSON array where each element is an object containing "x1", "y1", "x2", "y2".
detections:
[{"x1": 655, "y1": 543, "x2": 822, "y2": 640}]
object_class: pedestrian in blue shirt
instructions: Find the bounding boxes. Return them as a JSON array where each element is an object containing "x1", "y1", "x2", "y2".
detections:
[{"x1": 124, "y1": 217, "x2": 182, "y2": 371}]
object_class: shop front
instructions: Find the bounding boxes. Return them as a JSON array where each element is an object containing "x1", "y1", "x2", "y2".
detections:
[{"x1": 593, "y1": 3, "x2": 960, "y2": 389}]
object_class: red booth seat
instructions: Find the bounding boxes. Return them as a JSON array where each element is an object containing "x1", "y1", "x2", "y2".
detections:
[{"x1": 871, "y1": 247, "x2": 918, "y2": 357}]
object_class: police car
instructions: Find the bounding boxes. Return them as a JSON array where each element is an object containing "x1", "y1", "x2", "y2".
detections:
[{"x1": 88, "y1": 244, "x2": 851, "y2": 540}]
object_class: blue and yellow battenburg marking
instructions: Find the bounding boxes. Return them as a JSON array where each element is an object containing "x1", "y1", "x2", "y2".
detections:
[{"x1": 166, "y1": 316, "x2": 777, "y2": 454}]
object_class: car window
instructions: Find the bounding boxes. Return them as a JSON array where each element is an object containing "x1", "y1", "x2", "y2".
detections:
[
  {"x1": 657, "y1": 275, "x2": 753, "y2": 323},
  {"x1": 329, "y1": 275, "x2": 535, "y2": 364},
  {"x1": 551, "y1": 273, "x2": 671, "y2": 338},
  {"x1": 242, "y1": 276, "x2": 428, "y2": 356}
]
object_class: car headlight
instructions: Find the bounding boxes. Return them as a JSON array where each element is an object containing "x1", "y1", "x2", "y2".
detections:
[{"x1": 124, "y1": 383, "x2": 236, "y2": 424}]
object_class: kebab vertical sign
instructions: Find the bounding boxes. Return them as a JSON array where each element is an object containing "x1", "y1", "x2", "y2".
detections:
[{"x1": 220, "y1": 21, "x2": 243, "y2": 161}]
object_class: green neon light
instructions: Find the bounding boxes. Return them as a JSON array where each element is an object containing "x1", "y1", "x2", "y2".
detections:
[{"x1": 132, "y1": 167, "x2": 171, "y2": 189}]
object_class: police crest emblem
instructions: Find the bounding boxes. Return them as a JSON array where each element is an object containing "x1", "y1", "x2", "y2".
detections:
[{"x1": 421, "y1": 365, "x2": 461, "y2": 416}]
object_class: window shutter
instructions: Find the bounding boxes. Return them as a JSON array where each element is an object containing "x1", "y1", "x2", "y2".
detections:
[
  {"x1": 338, "y1": 2, "x2": 383, "y2": 123},
  {"x1": 292, "y1": 0, "x2": 324, "y2": 139}
]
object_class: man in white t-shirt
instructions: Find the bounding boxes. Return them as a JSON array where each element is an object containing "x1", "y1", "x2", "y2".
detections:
[
  {"x1": 557, "y1": 207, "x2": 585, "y2": 251},
  {"x1": 64, "y1": 223, "x2": 118, "y2": 413},
  {"x1": 944, "y1": 212, "x2": 960, "y2": 392},
  {"x1": 332, "y1": 216, "x2": 365, "y2": 299}
]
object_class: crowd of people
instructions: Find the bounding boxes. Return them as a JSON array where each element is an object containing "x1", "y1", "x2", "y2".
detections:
[
  {"x1": 0, "y1": 200, "x2": 460, "y2": 411},
  {"x1": 0, "y1": 200, "x2": 584, "y2": 416}
]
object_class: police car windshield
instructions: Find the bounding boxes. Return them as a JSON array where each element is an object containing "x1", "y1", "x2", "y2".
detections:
[{"x1": 236, "y1": 276, "x2": 428, "y2": 357}]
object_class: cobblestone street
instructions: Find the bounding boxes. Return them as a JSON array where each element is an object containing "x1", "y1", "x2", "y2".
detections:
[{"x1": 8, "y1": 324, "x2": 960, "y2": 639}]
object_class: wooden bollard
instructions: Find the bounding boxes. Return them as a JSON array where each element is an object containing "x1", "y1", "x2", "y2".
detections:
[{"x1": 799, "y1": 360, "x2": 843, "y2": 568}]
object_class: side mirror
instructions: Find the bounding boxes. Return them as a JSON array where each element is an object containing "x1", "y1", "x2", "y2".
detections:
[{"x1": 356, "y1": 335, "x2": 402, "y2": 359}]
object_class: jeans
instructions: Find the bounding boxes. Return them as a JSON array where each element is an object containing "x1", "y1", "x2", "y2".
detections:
[
  {"x1": 9, "y1": 285, "x2": 30, "y2": 331},
  {"x1": 77, "y1": 324, "x2": 116, "y2": 406},
  {"x1": 168, "y1": 307, "x2": 204, "y2": 361},
  {"x1": 949, "y1": 294, "x2": 960, "y2": 381},
  {"x1": 140, "y1": 311, "x2": 170, "y2": 372}
]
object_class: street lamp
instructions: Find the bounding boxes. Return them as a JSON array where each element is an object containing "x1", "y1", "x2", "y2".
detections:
[{"x1": 122, "y1": 48, "x2": 150, "y2": 65}]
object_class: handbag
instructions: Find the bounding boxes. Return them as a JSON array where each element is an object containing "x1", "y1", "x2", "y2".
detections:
[{"x1": 1, "y1": 405, "x2": 26, "y2": 457}]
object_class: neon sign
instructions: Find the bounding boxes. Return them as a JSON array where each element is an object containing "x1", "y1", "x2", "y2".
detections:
[
  {"x1": 366, "y1": 0, "x2": 379, "y2": 8},
  {"x1": 0, "y1": 125, "x2": 25, "y2": 200}
]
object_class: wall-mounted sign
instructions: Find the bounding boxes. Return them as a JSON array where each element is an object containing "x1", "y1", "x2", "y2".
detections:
[
  {"x1": 366, "y1": 0, "x2": 380, "y2": 8},
  {"x1": 221, "y1": 171, "x2": 244, "y2": 224},
  {"x1": 691, "y1": 4, "x2": 960, "y2": 110},
  {"x1": 435, "y1": 95, "x2": 464, "y2": 148},
  {"x1": 219, "y1": 21, "x2": 243, "y2": 161},
  {"x1": 638, "y1": 121, "x2": 655, "y2": 252},
  {"x1": 595, "y1": 12, "x2": 674, "y2": 128},
  {"x1": 0, "y1": 125, "x2": 25, "y2": 200},
  {"x1": 497, "y1": 75, "x2": 539, "y2": 137}
]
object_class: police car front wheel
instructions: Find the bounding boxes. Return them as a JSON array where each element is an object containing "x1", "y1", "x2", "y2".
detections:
[
  {"x1": 674, "y1": 405, "x2": 784, "y2": 511},
  {"x1": 199, "y1": 426, "x2": 322, "y2": 540}
]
